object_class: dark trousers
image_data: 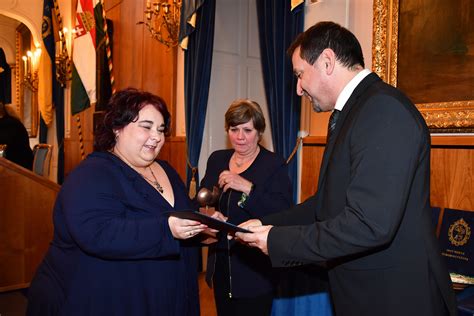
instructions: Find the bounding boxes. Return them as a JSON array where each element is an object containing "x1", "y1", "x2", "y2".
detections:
[{"x1": 214, "y1": 291, "x2": 273, "y2": 316}]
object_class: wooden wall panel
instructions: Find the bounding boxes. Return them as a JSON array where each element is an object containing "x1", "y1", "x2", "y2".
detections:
[
  {"x1": 159, "y1": 136, "x2": 187, "y2": 182},
  {"x1": 65, "y1": 0, "x2": 179, "y2": 176},
  {"x1": 142, "y1": 35, "x2": 177, "y2": 119},
  {"x1": 301, "y1": 136, "x2": 474, "y2": 213},
  {"x1": 64, "y1": 107, "x2": 95, "y2": 177},
  {"x1": 114, "y1": 0, "x2": 144, "y2": 90},
  {"x1": 300, "y1": 137, "x2": 326, "y2": 202},
  {"x1": 431, "y1": 146, "x2": 474, "y2": 211},
  {"x1": 0, "y1": 158, "x2": 60, "y2": 292}
]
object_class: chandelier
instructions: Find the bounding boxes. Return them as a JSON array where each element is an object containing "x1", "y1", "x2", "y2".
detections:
[{"x1": 138, "y1": 0, "x2": 182, "y2": 48}]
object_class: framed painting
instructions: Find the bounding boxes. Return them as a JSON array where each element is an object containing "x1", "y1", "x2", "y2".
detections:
[{"x1": 372, "y1": 0, "x2": 474, "y2": 132}]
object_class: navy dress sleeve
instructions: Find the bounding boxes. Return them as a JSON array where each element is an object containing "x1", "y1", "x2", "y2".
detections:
[{"x1": 61, "y1": 157, "x2": 180, "y2": 259}]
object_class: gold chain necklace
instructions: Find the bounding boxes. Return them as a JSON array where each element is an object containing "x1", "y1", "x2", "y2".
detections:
[{"x1": 141, "y1": 166, "x2": 164, "y2": 193}]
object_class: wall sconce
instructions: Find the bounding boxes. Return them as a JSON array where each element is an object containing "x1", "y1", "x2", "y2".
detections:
[
  {"x1": 55, "y1": 27, "x2": 72, "y2": 87},
  {"x1": 21, "y1": 48, "x2": 41, "y2": 92},
  {"x1": 138, "y1": 0, "x2": 182, "y2": 48}
]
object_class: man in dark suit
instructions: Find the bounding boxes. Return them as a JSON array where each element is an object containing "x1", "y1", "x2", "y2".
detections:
[{"x1": 236, "y1": 21, "x2": 457, "y2": 315}]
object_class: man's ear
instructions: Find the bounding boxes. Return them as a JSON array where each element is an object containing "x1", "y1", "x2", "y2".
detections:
[{"x1": 320, "y1": 48, "x2": 336, "y2": 74}]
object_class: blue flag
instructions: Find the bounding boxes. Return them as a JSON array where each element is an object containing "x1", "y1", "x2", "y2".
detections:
[
  {"x1": 42, "y1": 0, "x2": 65, "y2": 183},
  {"x1": 178, "y1": 0, "x2": 206, "y2": 48}
]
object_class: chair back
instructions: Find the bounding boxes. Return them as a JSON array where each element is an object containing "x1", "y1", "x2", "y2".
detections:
[{"x1": 32, "y1": 144, "x2": 53, "y2": 177}]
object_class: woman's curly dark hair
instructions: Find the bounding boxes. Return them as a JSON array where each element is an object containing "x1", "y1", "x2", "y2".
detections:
[{"x1": 94, "y1": 88, "x2": 171, "y2": 152}]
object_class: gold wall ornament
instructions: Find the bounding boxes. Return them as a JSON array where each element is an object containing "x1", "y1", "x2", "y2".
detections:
[
  {"x1": 21, "y1": 49, "x2": 41, "y2": 92},
  {"x1": 372, "y1": 0, "x2": 474, "y2": 132},
  {"x1": 55, "y1": 28, "x2": 72, "y2": 87},
  {"x1": 138, "y1": 0, "x2": 182, "y2": 48}
]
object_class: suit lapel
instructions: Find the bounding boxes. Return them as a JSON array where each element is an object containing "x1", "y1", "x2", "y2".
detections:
[{"x1": 316, "y1": 73, "x2": 381, "y2": 191}]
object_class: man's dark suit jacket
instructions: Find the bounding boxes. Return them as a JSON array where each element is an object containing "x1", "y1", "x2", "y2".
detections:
[{"x1": 262, "y1": 73, "x2": 457, "y2": 316}]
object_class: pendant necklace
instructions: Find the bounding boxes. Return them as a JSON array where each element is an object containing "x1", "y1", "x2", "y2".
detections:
[
  {"x1": 143, "y1": 166, "x2": 164, "y2": 193},
  {"x1": 110, "y1": 150, "x2": 164, "y2": 193}
]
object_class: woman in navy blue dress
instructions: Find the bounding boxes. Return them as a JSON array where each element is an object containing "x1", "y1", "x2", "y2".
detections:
[
  {"x1": 27, "y1": 88, "x2": 205, "y2": 315},
  {"x1": 200, "y1": 99, "x2": 293, "y2": 316}
]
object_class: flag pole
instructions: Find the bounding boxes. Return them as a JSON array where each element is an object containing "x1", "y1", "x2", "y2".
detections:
[{"x1": 101, "y1": 0, "x2": 115, "y2": 94}]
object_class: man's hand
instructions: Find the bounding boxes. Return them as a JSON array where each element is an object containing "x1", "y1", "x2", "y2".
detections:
[
  {"x1": 237, "y1": 219, "x2": 262, "y2": 230},
  {"x1": 235, "y1": 225, "x2": 272, "y2": 255}
]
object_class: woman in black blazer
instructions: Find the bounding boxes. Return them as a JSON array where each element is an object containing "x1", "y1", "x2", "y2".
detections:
[{"x1": 200, "y1": 99, "x2": 293, "y2": 316}]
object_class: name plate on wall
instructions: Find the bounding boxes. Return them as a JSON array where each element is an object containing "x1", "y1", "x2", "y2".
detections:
[{"x1": 439, "y1": 208, "x2": 473, "y2": 283}]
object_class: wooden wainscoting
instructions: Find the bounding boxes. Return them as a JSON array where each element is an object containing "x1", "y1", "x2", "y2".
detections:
[
  {"x1": 301, "y1": 136, "x2": 474, "y2": 212},
  {"x1": 64, "y1": 107, "x2": 95, "y2": 178},
  {"x1": 430, "y1": 136, "x2": 474, "y2": 216},
  {"x1": 0, "y1": 158, "x2": 60, "y2": 292},
  {"x1": 300, "y1": 136, "x2": 326, "y2": 202}
]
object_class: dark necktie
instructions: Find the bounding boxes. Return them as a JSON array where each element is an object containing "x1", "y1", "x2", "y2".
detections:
[{"x1": 327, "y1": 109, "x2": 340, "y2": 142}]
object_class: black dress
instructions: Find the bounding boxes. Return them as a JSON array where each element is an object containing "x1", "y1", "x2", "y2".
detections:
[{"x1": 200, "y1": 146, "x2": 293, "y2": 308}]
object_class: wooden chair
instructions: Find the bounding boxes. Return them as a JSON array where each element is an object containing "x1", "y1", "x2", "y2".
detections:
[{"x1": 32, "y1": 144, "x2": 53, "y2": 177}]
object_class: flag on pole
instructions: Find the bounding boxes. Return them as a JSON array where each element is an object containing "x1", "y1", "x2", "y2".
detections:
[
  {"x1": 71, "y1": 0, "x2": 99, "y2": 115},
  {"x1": 41, "y1": 0, "x2": 66, "y2": 183},
  {"x1": 178, "y1": 0, "x2": 206, "y2": 49},
  {"x1": 95, "y1": 0, "x2": 113, "y2": 110},
  {"x1": 39, "y1": 0, "x2": 57, "y2": 126}
]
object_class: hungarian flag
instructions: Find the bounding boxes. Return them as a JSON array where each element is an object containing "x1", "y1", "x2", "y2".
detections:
[{"x1": 71, "y1": 0, "x2": 99, "y2": 115}]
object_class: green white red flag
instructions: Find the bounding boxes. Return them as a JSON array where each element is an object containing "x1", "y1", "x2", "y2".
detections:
[{"x1": 71, "y1": 0, "x2": 99, "y2": 115}]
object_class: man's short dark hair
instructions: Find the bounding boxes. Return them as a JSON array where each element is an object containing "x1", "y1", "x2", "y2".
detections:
[{"x1": 287, "y1": 21, "x2": 365, "y2": 69}]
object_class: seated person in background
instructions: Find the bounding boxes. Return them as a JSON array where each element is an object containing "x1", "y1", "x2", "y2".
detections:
[
  {"x1": 0, "y1": 102, "x2": 33, "y2": 169},
  {"x1": 27, "y1": 88, "x2": 206, "y2": 316},
  {"x1": 199, "y1": 99, "x2": 293, "y2": 316}
]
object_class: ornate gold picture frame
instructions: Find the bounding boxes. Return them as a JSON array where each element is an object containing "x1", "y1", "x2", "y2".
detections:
[{"x1": 372, "y1": 0, "x2": 474, "y2": 132}]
